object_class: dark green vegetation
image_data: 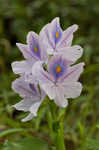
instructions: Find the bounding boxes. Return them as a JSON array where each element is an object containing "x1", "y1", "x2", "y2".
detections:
[{"x1": 0, "y1": 0, "x2": 99, "y2": 149}]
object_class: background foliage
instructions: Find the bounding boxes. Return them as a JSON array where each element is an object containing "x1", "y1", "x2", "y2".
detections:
[{"x1": 0, "y1": 0, "x2": 99, "y2": 149}]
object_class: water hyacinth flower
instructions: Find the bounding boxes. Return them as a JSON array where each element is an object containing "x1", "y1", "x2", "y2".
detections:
[
  {"x1": 12, "y1": 77, "x2": 45, "y2": 122},
  {"x1": 12, "y1": 30, "x2": 48, "y2": 81},
  {"x1": 11, "y1": 17, "x2": 85, "y2": 121},
  {"x1": 40, "y1": 17, "x2": 83, "y2": 63},
  {"x1": 32, "y1": 55, "x2": 85, "y2": 107}
]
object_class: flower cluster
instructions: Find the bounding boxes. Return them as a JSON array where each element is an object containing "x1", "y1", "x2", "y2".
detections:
[{"x1": 12, "y1": 17, "x2": 84, "y2": 122}]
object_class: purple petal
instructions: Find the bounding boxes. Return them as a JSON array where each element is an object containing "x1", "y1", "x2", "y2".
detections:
[
  {"x1": 27, "y1": 31, "x2": 38, "y2": 44},
  {"x1": 47, "y1": 55, "x2": 69, "y2": 81},
  {"x1": 38, "y1": 25, "x2": 49, "y2": 61},
  {"x1": 57, "y1": 24, "x2": 78, "y2": 48},
  {"x1": 48, "y1": 17, "x2": 62, "y2": 48},
  {"x1": 12, "y1": 78, "x2": 35, "y2": 98},
  {"x1": 12, "y1": 77, "x2": 44, "y2": 99},
  {"x1": 62, "y1": 82, "x2": 82, "y2": 98},
  {"x1": 16, "y1": 43, "x2": 37, "y2": 60},
  {"x1": 39, "y1": 23, "x2": 52, "y2": 48},
  {"x1": 12, "y1": 77, "x2": 46, "y2": 121},
  {"x1": 59, "y1": 62, "x2": 85, "y2": 83},
  {"x1": 13, "y1": 98, "x2": 38, "y2": 112},
  {"x1": 39, "y1": 23, "x2": 55, "y2": 56},
  {"x1": 32, "y1": 61, "x2": 54, "y2": 84},
  {"x1": 41, "y1": 82, "x2": 68, "y2": 107},
  {"x1": 41, "y1": 82, "x2": 56, "y2": 99},
  {"x1": 27, "y1": 31, "x2": 41, "y2": 59},
  {"x1": 54, "y1": 87, "x2": 68, "y2": 107},
  {"x1": 11, "y1": 59, "x2": 34, "y2": 81},
  {"x1": 29, "y1": 101, "x2": 42, "y2": 116},
  {"x1": 57, "y1": 45, "x2": 83, "y2": 63},
  {"x1": 29, "y1": 83, "x2": 38, "y2": 95}
]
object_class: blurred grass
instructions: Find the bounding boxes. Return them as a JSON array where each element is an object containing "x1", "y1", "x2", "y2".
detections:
[{"x1": 0, "y1": 0, "x2": 99, "y2": 149}]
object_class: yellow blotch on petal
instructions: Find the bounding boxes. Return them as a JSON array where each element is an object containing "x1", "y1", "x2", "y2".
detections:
[
  {"x1": 56, "y1": 32, "x2": 59, "y2": 38},
  {"x1": 56, "y1": 65, "x2": 61, "y2": 73},
  {"x1": 34, "y1": 45, "x2": 38, "y2": 51}
]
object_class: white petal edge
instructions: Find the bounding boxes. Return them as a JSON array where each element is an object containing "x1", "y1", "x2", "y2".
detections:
[
  {"x1": 57, "y1": 45, "x2": 83, "y2": 63},
  {"x1": 13, "y1": 98, "x2": 36, "y2": 112},
  {"x1": 27, "y1": 31, "x2": 38, "y2": 44},
  {"x1": 29, "y1": 101, "x2": 41, "y2": 116},
  {"x1": 57, "y1": 24, "x2": 78, "y2": 48},
  {"x1": 16, "y1": 43, "x2": 33, "y2": 60},
  {"x1": 22, "y1": 113, "x2": 34, "y2": 122},
  {"x1": 63, "y1": 82, "x2": 83, "y2": 98},
  {"x1": 54, "y1": 87, "x2": 68, "y2": 107},
  {"x1": 11, "y1": 60, "x2": 33, "y2": 75}
]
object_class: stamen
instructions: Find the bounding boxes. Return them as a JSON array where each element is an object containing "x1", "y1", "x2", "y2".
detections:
[
  {"x1": 56, "y1": 32, "x2": 59, "y2": 38},
  {"x1": 56, "y1": 65, "x2": 61, "y2": 72}
]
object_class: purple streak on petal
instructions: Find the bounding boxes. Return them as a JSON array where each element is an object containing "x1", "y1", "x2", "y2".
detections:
[
  {"x1": 30, "y1": 40, "x2": 41, "y2": 59},
  {"x1": 24, "y1": 48, "x2": 39, "y2": 61},
  {"x1": 40, "y1": 70, "x2": 54, "y2": 83},
  {"x1": 16, "y1": 43, "x2": 38, "y2": 61},
  {"x1": 15, "y1": 85, "x2": 34, "y2": 96},
  {"x1": 49, "y1": 17, "x2": 62, "y2": 48},
  {"x1": 27, "y1": 32, "x2": 41, "y2": 59},
  {"x1": 59, "y1": 25, "x2": 78, "y2": 47},
  {"x1": 48, "y1": 56, "x2": 67, "y2": 81},
  {"x1": 12, "y1": 78, "x2": 40, "y2": 97},
  {"x1": 29, "y1": 84, "x2": 38, "y2": 95},
  {"x1": 60, "y1": 67, "x2": 78, "y2": 82},
  {"x1": 24, "y1": 49, "x2": 38, "y2": 61},
  {"x1": 53, "y1": 22, "x2": 62, "y2": 45},
  {"x1": 53, "y1": 61, "x2": 66, "y2": 79}
]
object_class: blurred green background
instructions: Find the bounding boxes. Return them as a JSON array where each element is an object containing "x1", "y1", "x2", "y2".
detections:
[{"x1": 0, "y1": 0, "x2": 99, "y2": 150}]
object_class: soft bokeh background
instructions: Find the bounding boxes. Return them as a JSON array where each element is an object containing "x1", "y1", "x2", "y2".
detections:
[{"x1": 0, "y1": 0, "x2": 99, "y2": 149}]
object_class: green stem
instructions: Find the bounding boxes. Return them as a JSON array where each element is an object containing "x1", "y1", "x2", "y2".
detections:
[
  {"x1": 55, "y1": 121, "x2": 66, "y2": 150},
  {"x1": 47, "y1": 107, "x2": 55, "y2": 141},
  {"x1": 47, "y1": 97, "x2": 66, "y2": 150}
]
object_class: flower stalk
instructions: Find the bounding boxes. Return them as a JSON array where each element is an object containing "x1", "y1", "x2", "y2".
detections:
[
  {"x1": 47, "y1": 97, "x2": 66, "y2": 150},
  {"x1": 55, "y1": 121, "x2": 66, "y2": 150}
]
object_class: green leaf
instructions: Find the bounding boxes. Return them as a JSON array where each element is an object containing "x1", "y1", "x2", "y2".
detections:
[
  {"x1": 0, "y1": 128, "x2": 26, "y2": 138},
  {"x1": 3, "y1": 138, "x2": 52, "y2": 150},
  {"x1": 85, "y1": 138, "x2": 99, "y2": 150},
  {"x1": 96, "y1": 124, "x2": 99, "y2": 128},
  {"x1": 83, "y1": 64, "x2": 99, "y2": 74}
]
